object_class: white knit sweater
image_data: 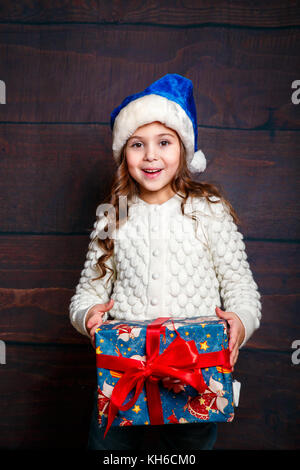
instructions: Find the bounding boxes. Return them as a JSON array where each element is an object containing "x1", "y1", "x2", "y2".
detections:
[{"x1": 69, "y1": 193, "x2": 261, "y2": 347}]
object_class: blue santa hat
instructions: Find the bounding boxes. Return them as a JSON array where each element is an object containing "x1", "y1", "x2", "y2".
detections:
[{"x1": 110, "y1": 73, "x2": 206, "y2": 173}]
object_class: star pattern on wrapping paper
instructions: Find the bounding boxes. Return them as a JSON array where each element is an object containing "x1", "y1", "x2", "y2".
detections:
[
  {"x1": 199, "y1": 341, "x2": 209, "y2": 351},
  {"x1": 132, "y1": 405, "x2": 141, "y2": 414}
]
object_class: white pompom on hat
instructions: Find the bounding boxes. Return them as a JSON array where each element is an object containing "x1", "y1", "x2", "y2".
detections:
[{"x1": 110, "y1": 73, "x2": 206, "y2": 173}]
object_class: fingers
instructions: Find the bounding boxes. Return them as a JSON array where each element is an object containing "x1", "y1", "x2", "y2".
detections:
[
  {"x1": 89, "y1": 324, "x2": 100, "y2": 348},
  {"x1": 216, "y1": 307, "x2": 235, "y2": 349},
  {"x1": 100, "y1": 298, "x2": 114, "y2": 312},
  {"x1": 216, "y1": 306, "x2": 239, "y2": 368},
  {"x1": 225, "y1": 319, "x2": 238, "y2": 368},
  {"x1": 86, "y1": 299, "x2": 115, "y2": 349},
  {"x1": 87, "y1": 316, "x2": 104, "y2": 349},
  {"x1": 91, "y1": 299, "x2": 114, "y2": 315},
  {"x1": 86, "y1": 311, "x2": 105, "y2": 333},
  {"x1": 230, "y1": 344, "x2": 239, "y2": 370},
  {"x1": 228, "y1": 320, "x2": 238, "y2": 352},
  {"x1": 86, "y1": 299, "x2": 114, "y2": 333},
  {"x1": 215, "y1": 306, "x2": 232, "y2": 320},
  {"x1": 89, "y1": 323, "x2": 101, "y2": 338}
]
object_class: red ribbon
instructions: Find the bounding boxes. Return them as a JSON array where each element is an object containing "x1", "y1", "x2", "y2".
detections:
[{"x1": 96, "y1": 317, "x2": 231, "y2": 436}]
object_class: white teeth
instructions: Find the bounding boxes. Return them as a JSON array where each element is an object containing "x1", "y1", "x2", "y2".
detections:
[{"x1": 143, "y1": 169, "x2": 161, "y2": 173}]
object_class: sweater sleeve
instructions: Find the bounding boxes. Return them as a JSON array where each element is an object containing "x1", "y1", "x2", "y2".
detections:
[
  {"x1": 207, "y1": 197, "x2": 262, "y2": 347},
  {"x1": 69, "y1": 213, "x2": 116, "y2": 337}
]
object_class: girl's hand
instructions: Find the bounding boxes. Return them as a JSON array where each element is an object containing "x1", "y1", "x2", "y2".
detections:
[
  {"x1": 215, "y1": 306, "x2": 245, "y2": 370},
  {"x1": 85, "y1": 299, "x2": 114, "y2": 348}
]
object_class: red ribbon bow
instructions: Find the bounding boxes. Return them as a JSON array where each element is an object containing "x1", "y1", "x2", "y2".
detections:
[{"x1": 96, "y1": 317, "x2": 231, "y2": 436}]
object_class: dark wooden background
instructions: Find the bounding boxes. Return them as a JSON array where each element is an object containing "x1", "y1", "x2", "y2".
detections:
[{"x1": 0, "y1": 1, "x2": 299, "y2": 450}]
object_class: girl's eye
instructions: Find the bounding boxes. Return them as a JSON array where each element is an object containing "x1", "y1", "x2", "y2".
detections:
[{"x1": 131, "y1": 140, "x2": 170, "y2": 148}]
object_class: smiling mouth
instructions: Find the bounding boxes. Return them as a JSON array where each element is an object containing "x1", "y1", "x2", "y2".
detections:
[{"x1": 142, "y1": 169, "x2": 163, "y2": 174}]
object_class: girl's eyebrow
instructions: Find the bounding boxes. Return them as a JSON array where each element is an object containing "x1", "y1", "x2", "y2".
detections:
[{"x1": 128, "y1": 133, "x2": 175, "y2": 141}]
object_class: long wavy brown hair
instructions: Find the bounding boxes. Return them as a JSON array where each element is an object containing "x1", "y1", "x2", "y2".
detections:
[{"x1": 92, "y1": 136, "x2": 241, "y2": 284}]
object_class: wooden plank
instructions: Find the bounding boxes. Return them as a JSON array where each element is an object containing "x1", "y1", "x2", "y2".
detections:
[
  {"x1": 0, "y1": 1, "x2": 298, "y2": 27},
  {"x1": 0, "y1": 283, "x2": 299, "y2": 350},
  {"x1": 0, "y1": 344, "x2": 298, "y2": 449},
  {"x1": 246, "y1": 241, "x2": 300, "y2": 296},
  {"x1": 0, "y1": 269, "x2": 79, "y2": 290},
  {"x1": 195, "y1": 129, "x2": 300, "y2": 240},
  {"x1": 0, "y1": 125, "x2": 299, "y2": 238},
  {"x1": 0, "y1": 25, "x2": 299, "y2": 127},
  {"x1": 0, "y1": 235, "x2": 88, "y2": 270},
  {"x1": 0, "y1": 343, "x2": 96, "y2": 449},
  {"x1": 0, "y1": 124, "x2": 116, "y2": 233},
  {"x1": 247, "y1": 294, "x2": 300, "y2": 351},
  {"x1": 215, "y1": 348, "x2": 300, "y2": 449},
  {"x1": 0, "y1": 236, "x2": 299, "y2": 295},
  {"x1": 0, "y1": 286, "x2": 89, "y2": 344}
]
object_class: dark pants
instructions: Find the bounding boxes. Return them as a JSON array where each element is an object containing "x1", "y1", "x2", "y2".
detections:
[{"x1": 87, "y1": 391, "x2": 217, "y2": 451}]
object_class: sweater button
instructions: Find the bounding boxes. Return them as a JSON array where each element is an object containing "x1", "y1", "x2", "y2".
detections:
[
  {"x1": 152, "y1": 272, "x2": 159, "y2": 280},
  {"x1": 151, "y1": 225, "x2": 158, "y2": 232},
  {"x1": 151, "y1": 297, "x2": 158, "y2": 305},
  {"x1": 152, "y1": 248, "x2": 160, "y2": 256}
]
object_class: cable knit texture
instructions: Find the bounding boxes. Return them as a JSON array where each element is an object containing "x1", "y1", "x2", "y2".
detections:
[{"x1": 69, "y1": 193, "x2": 261, "y2": 347}]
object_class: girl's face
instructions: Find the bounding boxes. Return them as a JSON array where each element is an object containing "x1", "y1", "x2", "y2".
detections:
[{"x1": 125, "y1": 121, "x2": 181, "y2": 204}]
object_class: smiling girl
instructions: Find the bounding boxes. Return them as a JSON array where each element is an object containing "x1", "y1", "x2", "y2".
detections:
[
  {"x1": 126, "y1": 121, "x2": 180, "y2": 204},
  {"x1": 69, "y1": 73, "x2": 261, "y2": 450}
]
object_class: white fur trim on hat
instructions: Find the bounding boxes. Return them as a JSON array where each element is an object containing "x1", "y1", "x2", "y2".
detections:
[
  {"x1": 189, "y1": 150, "x2": 207, "y2": 173},
  {"x1": 112, "y1": 94, "x2": 206, "y2": 173}
]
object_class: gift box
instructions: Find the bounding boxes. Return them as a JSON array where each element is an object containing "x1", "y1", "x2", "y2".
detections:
[{"x1": 95, "y1": 316, "x2": 237, "y2": 435}]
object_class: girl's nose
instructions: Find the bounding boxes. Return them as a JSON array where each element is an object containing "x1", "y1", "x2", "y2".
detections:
[
  {"x1": 144, "y1": 144, "x2": 158, "y2": 161},
  {"x1": 144, "y1": 154, "x2": 157, "y2": 161}
]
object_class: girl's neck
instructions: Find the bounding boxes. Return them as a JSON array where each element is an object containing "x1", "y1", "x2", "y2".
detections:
[{"x1": 138, "y1": 187, "x2": 176, "y2": 205}]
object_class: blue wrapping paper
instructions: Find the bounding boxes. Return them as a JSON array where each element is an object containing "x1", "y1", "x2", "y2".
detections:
[{"x1": 95, "y1": 316, "x2": 235, "y2": 428}]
